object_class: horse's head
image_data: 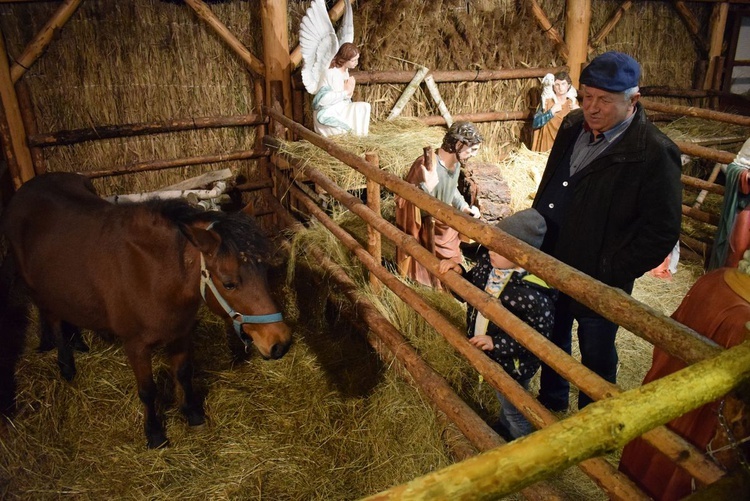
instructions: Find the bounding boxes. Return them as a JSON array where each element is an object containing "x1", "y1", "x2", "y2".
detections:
[{"x1": 186, "y1": 217, "x2": 292, "y2": 360}]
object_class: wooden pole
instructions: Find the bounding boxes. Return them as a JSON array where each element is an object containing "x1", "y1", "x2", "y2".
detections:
[
  {"x1": 270, "y1": 140, "x2": 725, "y2": 491},
  {"x1": 364, "y1": 341, "x2": 750, "y2": 501},
  {"x1": 289, "y1": 0, "x2": 346, "y2": 69},
  {"x1": 672, "y1": 1, "x2": 709, "y2": 57},
  {"x1": 0, "y1": 29, "x2": 34, "y2": 188},
  {"x1": 682, "y1": 204, "x2": 720, "y2": 225},
  {"x1": 528, "y1": 0, "x2": 568, "y2": 60},
  {"x1": 692, "y1": 163, "x2": 724, "y2": 210},
  {"x1": 703, "y1": 2, "x2": 729, "y2": 91},
  {"x1": 319, "y1": 66, "x2": 570, "y2": 86},
  {"x1": 419, "y1": 110, "x2": 530, "y2": 126},
  {"x1": 260, "y1": 0, "x2": 292, "y2": 121},
  {"x1": 682, "y1": 173, "x2": 724, "y2": 195},
  {"x1": 641, "y1": 99, "x2": 750, "y2": 127},
  {"x1": 82, "y1": 148, "x2": 267, "y2": 179},
  {"x1": 589, "y1": 1, "x2": 632, "y2": 54},
  {"x1": 263, "y1": 109, "x2": 723, "y2": 367},
  {"x1": 14, "y1": 78, "x2": 44, "y2": 174},
  {"x1": 387, "y1": 66, "x2": 429, "y2": 120},
  {"x1": 565, "y1": 0, "x2": 591, "y2": 87},
  {"x1": 674, "y1": 139, "x2": 737, "y2": 165},
  {"x1": 365, "y1": 151, "x2": 382, "y2": 293},
  {"x1": 28, "y1": 113, "x2": 268, "y2": 148},
  {"x1": 9, "y1": 0, "x2": 82, "y2": 83},
  {"x1": 183, "y1": 0, "x2": 265, "y2": 78},
  {"x1": 423, "y1": 74, "x2": 453, "y2": 126},
  {"x1": 279, "y1": 189, "x2": 626, "y2": 501}
]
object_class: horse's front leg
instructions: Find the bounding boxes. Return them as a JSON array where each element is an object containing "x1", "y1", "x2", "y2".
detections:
[
  {"x1": 167, "y1": 340, "x2": 205, "y2": 427},
  {"x1": 123, "y1": 341, "x2": 167, "y2": 449},
  {"x1": 47, "y1": 317, "x2": 76, "y2": 381}
]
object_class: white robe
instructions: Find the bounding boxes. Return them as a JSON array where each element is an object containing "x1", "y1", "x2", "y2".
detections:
[{"x1": 312, "y1": 67, "x2": 370, "y2": 137}]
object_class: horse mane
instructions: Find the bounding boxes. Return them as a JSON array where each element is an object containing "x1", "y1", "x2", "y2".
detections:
[{"x1": 145, "y1": 199, "x2": 272, "y2": 263}]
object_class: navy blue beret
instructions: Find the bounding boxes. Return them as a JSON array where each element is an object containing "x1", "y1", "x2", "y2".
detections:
[{"x1": 580, "y1": 52, "x2": 641, "y2": 92}]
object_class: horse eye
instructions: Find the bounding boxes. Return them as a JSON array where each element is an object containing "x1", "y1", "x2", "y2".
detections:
[{"x1": 223, "y1": 282, "x2": 237, "y2": 291}]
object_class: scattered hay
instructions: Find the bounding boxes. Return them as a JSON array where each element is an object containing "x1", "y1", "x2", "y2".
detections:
[
  {"x1": 658, "y1": 117, "x2": 750, "y2": 148},
  {"x1": 278, "y1": 118, "x2": 445, "y2": 191}
]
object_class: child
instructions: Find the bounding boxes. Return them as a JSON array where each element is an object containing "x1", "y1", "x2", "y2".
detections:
[{"x1": 438, "y1": 208, "x2": 556, "y2": 439}]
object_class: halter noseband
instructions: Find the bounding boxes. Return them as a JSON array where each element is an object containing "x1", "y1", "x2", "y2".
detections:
[{"x1": 198, "y1": 224, "x2": 283, "y2": 349}]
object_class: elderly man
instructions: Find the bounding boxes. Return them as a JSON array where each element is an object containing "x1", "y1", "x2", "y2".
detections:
[{"x1": 532, "y1": 52, "x2": 683, "y2": 410}]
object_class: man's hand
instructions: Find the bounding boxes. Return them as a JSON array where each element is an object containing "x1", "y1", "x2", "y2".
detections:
[
  {"x1": 466, "y1": 205, "x2": 481, "y2": 218},
  {"x1": 551, "y1": 102, "x2": 563, "y2": 114},
  {"x1": 420, "y1": 163, "x2": 439, "y2": 192},
  {"x1": 469, "y1": 335, "x2": 494, "y2": 351}
]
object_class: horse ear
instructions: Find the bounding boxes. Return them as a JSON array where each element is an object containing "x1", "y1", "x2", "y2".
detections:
[{"x1": 184, "y1": 224, "x2": 221, "y2": 255}]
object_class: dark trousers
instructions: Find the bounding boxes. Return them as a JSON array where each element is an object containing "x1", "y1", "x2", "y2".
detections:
[{"x1": 539, "y1": 295, "x2": 619, "y2": 410}]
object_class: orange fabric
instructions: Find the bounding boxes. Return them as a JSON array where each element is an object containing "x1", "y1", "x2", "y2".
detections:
[
  {"x1": 618, "y1": 269, "x2": 750, "y2": 500},
  {"x1": 531, "y1": 98, "x2": 573, "y2": 152}
]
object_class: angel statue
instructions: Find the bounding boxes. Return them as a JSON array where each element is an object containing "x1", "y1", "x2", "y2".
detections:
[{"x1": 299, "y1": 0, "x2": 370, "y2": 137}]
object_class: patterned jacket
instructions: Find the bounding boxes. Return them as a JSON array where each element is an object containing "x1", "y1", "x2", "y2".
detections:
[{"x1": 463, "y1": 251, "x2": 557, "y2": 381}]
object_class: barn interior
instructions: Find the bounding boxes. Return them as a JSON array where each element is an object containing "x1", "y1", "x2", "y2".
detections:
[{"x1": 1, "y1": 0, "x2": 749, "y2": 499}]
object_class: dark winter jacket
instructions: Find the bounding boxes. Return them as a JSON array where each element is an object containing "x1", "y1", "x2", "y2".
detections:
[
  {"x1": 463, "y1": 251, "x2": 557, "y2": 381},
  {"x1": 533, "y1": 104, "x2": 683, "y2": 295}
]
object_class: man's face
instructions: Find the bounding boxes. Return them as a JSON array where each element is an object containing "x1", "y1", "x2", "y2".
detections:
[
  {"x1": 553, "y1": 79, "x2": 570, "y2": 97},
  {"x1": 457, "y1": 143, "x2": 481, "y2": 164},
  {"x1": 580, "y1": 85, "x2": 639, "y2": 134}
]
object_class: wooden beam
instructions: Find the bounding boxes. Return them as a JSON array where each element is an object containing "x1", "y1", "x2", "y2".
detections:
[
  {"x1": 82, "y1": 148, "x2": 268, "y2": 179},
  {"x1": 419, "y1": 110, "x2": 530, "y2": 125},
  {"x1": 28, "y1": 113, "x2": 268, "y2": 147},
  {"x1": 703, "y1": 2, "x2": 729, "y2": 90},
  {"x1": 640, "y1": 98, "x2": 750, "y2": 127},
  {"x1": 10, "y1": 0, "x2": 82, "y2": 83},
  {"x1": 183, "y1": 0, "x2": 265, "y2": 78},
  {"x1": 527, "y1": 0, "x2": 568, "y2": 61},
  {"x1": 14, "y1": 78, "x2": 44, "y2": 174},
  {"x1": 260, "y1": 0, "x2": 292, "y2": 125},
  {"x1": 565, "y1": 0, "x2": 591, "y2": 86},
  {"x1": 0, "y1": 28, "x2": 34, "y2": 188},
  {"x1": 671, "y1": 1, "x2": 709, "y2": 56},
  {"x1": 589, "y1": 1, "x2": 632, "y2": 53},
  {"x1": 289, "y1": 0, "x2": 346, "y2": 69},
  {"x1": 306, "y1": 66, "x2": 569, "y2": 87}
]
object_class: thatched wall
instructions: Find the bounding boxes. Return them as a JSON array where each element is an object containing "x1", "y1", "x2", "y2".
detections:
[{"x1": 0, "y1": 0, "x2": 707, "y2": 196}]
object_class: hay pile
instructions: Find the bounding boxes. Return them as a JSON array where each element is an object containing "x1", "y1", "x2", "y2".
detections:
[{"x1": 0, "y1": 270, "x2": 455, "y2": 499}]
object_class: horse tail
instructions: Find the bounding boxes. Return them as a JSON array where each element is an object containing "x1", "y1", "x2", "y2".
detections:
[{"x1": 0, "y1": 251, "x2": 30, "y2": 416}]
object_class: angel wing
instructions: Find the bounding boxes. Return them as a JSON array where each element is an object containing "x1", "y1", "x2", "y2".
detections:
[{"x1": 300, "y1": 0, "x2": 354, "y2": 95}]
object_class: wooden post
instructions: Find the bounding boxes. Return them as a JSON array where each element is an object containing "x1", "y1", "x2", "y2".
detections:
[
  {"x1": 565, "y1": 0, "x2": 591, "y2": 87},
  {"x1": 365, "y1": 151, "x2": 382, "y2": 293},
  {"x1": 260, "y1": 0, "x2": 292, "y2": 124},
  {"x1": 704, "y1": 2, "x2": 729, "y2": 91},
  {"x1": 0, "y1": 29, "x2": 34, "y2": 188},
  {"x1": 14, "y1": 79, "x2": 44, "y2": 175}
]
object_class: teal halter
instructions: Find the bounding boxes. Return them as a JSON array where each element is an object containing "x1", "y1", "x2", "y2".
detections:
[{"x1": 199, "y1": 251, "x2": 283, "y2": 349}]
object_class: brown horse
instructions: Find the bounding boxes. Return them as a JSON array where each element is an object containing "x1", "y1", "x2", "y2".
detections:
[{"x1": 1, "y1": 172, "x2": 292, "y2": 448}]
